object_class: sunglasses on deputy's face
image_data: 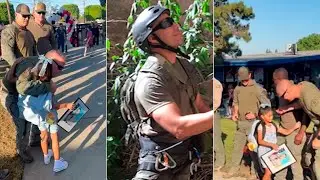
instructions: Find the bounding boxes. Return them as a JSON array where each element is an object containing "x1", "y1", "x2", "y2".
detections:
[
  {"x1": 20, "y1": 14, "x2": 31, "y2": 19},
  {"x1": 37, "y1": 12, "x2": 46, "y2": 15},
  {"x1": 152, "y1": 17, "x2": 175, "y2": 32}
]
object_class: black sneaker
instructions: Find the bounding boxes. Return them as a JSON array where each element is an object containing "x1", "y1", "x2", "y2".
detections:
[{"x1": 0, "y1": 169, "x2": 9, "y2": 180}]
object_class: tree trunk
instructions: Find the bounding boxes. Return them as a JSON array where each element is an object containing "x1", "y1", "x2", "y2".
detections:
[{"x1": 5, "y1": 0, "x2": 12, "y2": 24}]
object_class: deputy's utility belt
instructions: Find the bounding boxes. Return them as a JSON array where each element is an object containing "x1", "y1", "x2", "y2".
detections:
[{"x1": 138, "y1": 136, "x2": 201, "y2": 175}]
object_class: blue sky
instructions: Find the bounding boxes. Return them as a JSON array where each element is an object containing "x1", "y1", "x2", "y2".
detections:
[
  {"x1": 9, "y1": 0, "x2": 100, "y2": 15},
  {"x1": 230, "y1": 0, "x2": 320, "y2": 55}
]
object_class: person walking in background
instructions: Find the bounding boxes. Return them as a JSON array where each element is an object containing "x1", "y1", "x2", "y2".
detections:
[
  {"x1": 92, "y1": 22, "x2": 99, "y2": 46},
  {"x1": 227, "y1": 84, "x2": 234, "y2": 119},
  {"x1": 83, "y1": 26, "x2": 93, "y2": 57},
  {"x1": 56, "y1": 23, "x2": 67, "y2": 53}
]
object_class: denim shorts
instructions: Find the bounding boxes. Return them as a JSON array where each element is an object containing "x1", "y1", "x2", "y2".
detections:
[{"x1": 38, "y1": 121, "x2": 59, "y2": 133}]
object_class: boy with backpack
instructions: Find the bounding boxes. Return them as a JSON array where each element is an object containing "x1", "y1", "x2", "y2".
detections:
[{"x1": 248, "y1": 104, "x2": 301, "y2": 180}]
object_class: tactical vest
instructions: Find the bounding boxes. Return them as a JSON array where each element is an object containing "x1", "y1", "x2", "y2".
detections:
[{"x1": 120, "y1": 55, "x2": 205, "y2": 173}]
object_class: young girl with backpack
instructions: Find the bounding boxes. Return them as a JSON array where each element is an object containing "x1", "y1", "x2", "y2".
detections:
[
  {"x1": 17, "y1": 56, "x2": 74, "y2": 173},
  {"x1": 254, "y1": 104, "x2": 301, "y2": 180}
]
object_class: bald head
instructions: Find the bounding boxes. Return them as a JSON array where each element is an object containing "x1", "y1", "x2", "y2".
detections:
[
  {"x1": 273, "y1": 68, "x2": 288, "y2": 85},
  {"x1": 276, "y1": 79, "x2": 290, "y2": 97}
]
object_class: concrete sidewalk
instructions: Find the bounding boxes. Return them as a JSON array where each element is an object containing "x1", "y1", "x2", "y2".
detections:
[{"x1": 23, "y1": 46, "x2": 106, "y2": 180}]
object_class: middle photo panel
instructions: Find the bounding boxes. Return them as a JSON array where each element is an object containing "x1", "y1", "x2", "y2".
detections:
[{"x1": 106, "y1": 0, "x2": 213, "y2": 179}]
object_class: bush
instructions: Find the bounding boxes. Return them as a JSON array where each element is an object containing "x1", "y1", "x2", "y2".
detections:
[
  {"x1": 84, "y1": 5, "x2": 103, "y2": 21},
  {"x1": 0, "y1": 3, "x2": 14, "y2": 25}
]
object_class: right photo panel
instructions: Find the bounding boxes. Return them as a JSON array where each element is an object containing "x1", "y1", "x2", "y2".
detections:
[{"x1": 214, "y1": 0, "x2": 320, "y2": 180}]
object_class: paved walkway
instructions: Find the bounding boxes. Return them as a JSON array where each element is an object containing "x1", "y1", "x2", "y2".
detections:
[{"x1": 23, "y1": 46, "x2": 106, "y2": 180}]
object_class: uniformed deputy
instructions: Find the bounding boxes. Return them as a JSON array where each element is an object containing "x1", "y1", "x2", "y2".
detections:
[
  {"x1": 0, "y1": 3, "x2": 36, "y2": 163},
  {"x1": 276, "y1": 79, "x2": 320, "y2": 180},
  {"x1": 224, "y1": 67, "x2": 270, "y2": 179},
  {"x1": 213, "y1": 78, "x2": 226, "y2": 171},
  {"x1": 27, "y1": 2, "x2": 57, "y2": 55},
  {"x1": 273, "y1": 68, "x2": 310, "y2": 180},
  {"x1": 27, "y1": 2, "x2": 58, "y2": 147},
  {"x1": 1, "y1": 4, "x2": 36, "y2": 65},
  {"x1": 131, "y1": 5, "x2": 213, "y2": 180}
]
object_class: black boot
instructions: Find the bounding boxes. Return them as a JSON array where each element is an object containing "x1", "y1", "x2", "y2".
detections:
[
  {"x1": 17, "y1": 142, "x2": 33, "y2": 164},
  {"x1": 0, "y1": 169, "x2": 9, "y2": 180},
  {"x1": 17, "y1": 149, "x2": 33, "y2": 164}
]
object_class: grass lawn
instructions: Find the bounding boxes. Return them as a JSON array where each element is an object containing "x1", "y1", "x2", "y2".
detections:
[
  {"x1": 220, "y1": 117, "x2": 315, "y2": 164},
  {"x1": 0, "y1": 104, "x2": 24, "y2": 180}
]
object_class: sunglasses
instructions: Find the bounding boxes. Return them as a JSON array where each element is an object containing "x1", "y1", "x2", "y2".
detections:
[
  {"x1": 281, "y1": 89, "x2": 288, "y2": 98},
  {"x1": 21, "y1": 14, "x2": 31, "y2": 19},
  {"x1": 152, "y1": 17, "x2": 175, "y2": 32},
  {"x1": 260, "y1": 103, "x2": 271, "y2": 108},
  {"x1": 37, "y1": 12, "x2": 46, "y2": 15}
]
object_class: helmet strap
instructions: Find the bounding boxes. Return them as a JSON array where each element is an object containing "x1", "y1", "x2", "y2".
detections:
[{"x1": 149, "y1": 34, "x2": 190, "y2": 59}]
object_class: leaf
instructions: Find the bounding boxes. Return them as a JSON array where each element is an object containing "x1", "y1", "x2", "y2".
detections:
[
  {"x1": 111, "y1": 55, "x2": 120, "y2": 61},
  {"x1": 109, "y1": 62, "x2": 116, "y2": 71},
  {"x1": 203, "y1": 20, "x2": 213, "y2": 32},
  {"x1": 122, "y1": 52, "x2": 130, "y2": 63},
  {"x1": 202, "y1": 1, "x2": 210, "y2": 14},
  {"x1": 106, "y1": 39, "x2": 111, "y2": 52},
  {"x1": 127, "y1": 15, "x2": 134, "y2": 28}
]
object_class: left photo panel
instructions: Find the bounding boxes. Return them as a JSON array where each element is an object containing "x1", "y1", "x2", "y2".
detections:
[
  {"x1": 0, "y1": 1, "x2": 106, "y2": 179},
  {"x1": 107, "y1": 0, "x2": 213, "y2": 180}
]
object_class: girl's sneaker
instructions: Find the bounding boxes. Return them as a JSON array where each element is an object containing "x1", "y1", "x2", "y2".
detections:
[
  {"x1": 44, "y1": 149, "x2": 53, "y2": 165},
  {"x1": 53, "y1": 158, "x2": 68, "y2": 173}
]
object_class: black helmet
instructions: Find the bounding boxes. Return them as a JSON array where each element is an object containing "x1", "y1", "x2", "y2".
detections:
[{"x1": 132, "y1": 5, "x2": 169, "y2": 53}]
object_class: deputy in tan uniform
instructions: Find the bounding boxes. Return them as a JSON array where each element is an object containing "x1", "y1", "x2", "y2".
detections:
[
  {"x1": 27, "y1": 2, "x2": 57, "y2": 55},
  {"x1": 27, "y1": 2, "x2": 58, "y2": 146},
  {"x1": 0, "y1": 3, "x2": 36, "y2": 163},
  {"x1": 1, "y1": 4, "x2": 36, "y2": 65},
  {"x1": 277, "y1": 79, "x2": 320, "y2": 180},
  {"x1": 273, "y1": 68, "x2": 310, "y2": 180},
  {"x1": 213, "y1": 78, "x2": 226, "y2": 171},
  {"x1": 224, "y1": 67, "x2": 270, "y2": 179}
]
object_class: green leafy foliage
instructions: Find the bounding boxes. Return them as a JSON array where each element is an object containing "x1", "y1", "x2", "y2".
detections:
[
  {"x1": 84, "y1": 5, "x2": 103, "y2": 20},
  {"x1": 62, "y1": 4, "x2": 80, "y2": 19},
  {"x1": 0, "y1": 3, "x2": 14, "y2": 25},
  {"x1": 214, "y1": 0, "x2": 254, "y2": 64},
  {"x1": 297, "y1": 33, "x2": 320, "y2": 51}
]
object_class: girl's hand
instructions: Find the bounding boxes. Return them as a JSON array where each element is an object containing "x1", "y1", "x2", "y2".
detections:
[
  {"x1": 294, "y1": 121, "x2": 301, "y2": 130},
  {"x1": 66, "y1": 103, "x2": 75, "y2": 110},
  {"x1": 271, "y1": 144, "x2": 279, "y2": 151}
]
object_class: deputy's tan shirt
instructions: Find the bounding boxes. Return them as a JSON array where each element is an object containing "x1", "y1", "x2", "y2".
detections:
[
  {"x1": 27, "y1": 18, "x2": 57, "y2": 55},
  {"x1": 135, "y1": 54, "x2": 203, "y2": 143},
  {"x1": 233, "y1": 79, "x2": 270, "y2": 121},
  {"x1": 298, "y1": 81, "x2": 320, "y2": 127},
  {"x1": 1, "y1": 22, "x2": 36, "y2": 65}
]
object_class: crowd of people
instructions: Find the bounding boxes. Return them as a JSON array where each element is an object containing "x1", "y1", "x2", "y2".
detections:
[
  {"x1": 53, "y1": 21, "x2": 104, "y2": 57},
  {"x1": 0, "y1": 3, "x2": 77, "y2": 177},
  {"x1": 214, "y1": 66, "x2": 320, "y2": 180}
]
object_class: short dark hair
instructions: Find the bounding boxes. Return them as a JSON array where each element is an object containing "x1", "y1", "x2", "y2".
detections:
[{"x1": 258, "y1": 105, "x2": 272, "y2": 117}]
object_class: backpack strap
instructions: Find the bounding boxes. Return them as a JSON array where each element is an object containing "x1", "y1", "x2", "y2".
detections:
[{"x1": 254, "y1": 121, "x2": 267, "y2": 142}]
